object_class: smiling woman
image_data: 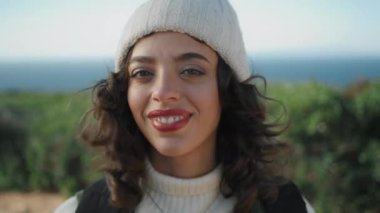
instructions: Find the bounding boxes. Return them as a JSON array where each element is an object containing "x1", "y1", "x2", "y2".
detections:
[
  {"x1": 127, "y1": 32, "x2": 221, "y2": 178},
  {"x1": 55, "y1": 0, "x2": 313, "y2": 212}
]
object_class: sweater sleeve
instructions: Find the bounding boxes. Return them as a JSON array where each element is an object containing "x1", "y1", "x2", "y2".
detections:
[
  {"x1": 303, "y1": 196, "x2": 315, "y2": 213},
  {"x1": 54, "y1": 196, "x2": 79, "y2": 213}
]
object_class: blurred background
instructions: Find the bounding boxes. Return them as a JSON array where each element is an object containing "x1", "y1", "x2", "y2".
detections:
[{"x1": 1, "y1": 0, "x2": 379, "y2": 212}]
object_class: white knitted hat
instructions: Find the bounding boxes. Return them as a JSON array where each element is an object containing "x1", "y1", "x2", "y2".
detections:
[{"x1": 115, "y1": 0, "x2": 251, "y2": 81}]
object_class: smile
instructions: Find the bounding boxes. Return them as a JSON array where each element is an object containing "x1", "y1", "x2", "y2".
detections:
[
  {"x1": 155, "y1": 115, "x2": 185, "y2": 124},
  {"x1": 148, "y1": 109, "x2": 191, "y2": 132}
]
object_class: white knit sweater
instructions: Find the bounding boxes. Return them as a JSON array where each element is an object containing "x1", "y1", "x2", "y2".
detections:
[
  {"x1": 55, "y1": 161, "x2": 236, "y2": 213},
  {"x1": 136, "y1": 162, "x2": 236, "y2": 213}
]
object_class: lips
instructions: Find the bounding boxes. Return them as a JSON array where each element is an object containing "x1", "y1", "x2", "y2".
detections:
[{"x1": 147, "y1": 109, "x2": 191, "y2": 132}]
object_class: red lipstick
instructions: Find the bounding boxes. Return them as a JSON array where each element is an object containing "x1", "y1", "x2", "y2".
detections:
[{"x1": 147, "y1": 109, "x2": 191, "y2": 132}]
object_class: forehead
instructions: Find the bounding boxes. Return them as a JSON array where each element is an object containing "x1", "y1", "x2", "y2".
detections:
[{"x1": 130, "y1": 31, "x2": 217, "y2": 60}]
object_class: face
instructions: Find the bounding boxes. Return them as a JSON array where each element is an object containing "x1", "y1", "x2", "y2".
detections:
[{"x1": 127, "y1": 32, "x2": 220, "y2": 163}]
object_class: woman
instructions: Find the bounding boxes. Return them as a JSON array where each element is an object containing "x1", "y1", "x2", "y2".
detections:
[{"x1": 56, "y1": 0, "x2": 314, "y2": 212}]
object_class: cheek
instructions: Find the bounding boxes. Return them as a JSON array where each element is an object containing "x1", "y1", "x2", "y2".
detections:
[
  {"x1": 127, "y1": 85, "x2": 146, "y2": 117},
  {"x1": 193, "y1": 81, "x2": 221, "y2": 112}
]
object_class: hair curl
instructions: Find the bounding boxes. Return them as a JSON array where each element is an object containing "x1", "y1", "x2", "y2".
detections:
[{"x1": 80, "y1": 53, "x2": 289, "y2": 212}]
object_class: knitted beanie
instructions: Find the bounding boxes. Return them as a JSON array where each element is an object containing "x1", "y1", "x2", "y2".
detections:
[{"x1": 115, "y1": 0, "x2": 250, "y2": 81}]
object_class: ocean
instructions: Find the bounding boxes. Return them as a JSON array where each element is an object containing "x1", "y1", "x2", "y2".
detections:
[{"x1": 0, "y1": 57, "x2": 379, "y2": 92}]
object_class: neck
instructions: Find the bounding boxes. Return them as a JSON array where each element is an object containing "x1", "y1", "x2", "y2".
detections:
[{"x1": 150, "y1": 142, "x2": 216, "y2": 178}]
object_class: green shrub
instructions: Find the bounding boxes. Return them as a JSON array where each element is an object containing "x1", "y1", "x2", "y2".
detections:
[
  {"x1": 0, "y1": 91, "x2": 99, "y2": 195},
  {"x1": 267, "y1": 80, "x2": 380, "y2": 213}
]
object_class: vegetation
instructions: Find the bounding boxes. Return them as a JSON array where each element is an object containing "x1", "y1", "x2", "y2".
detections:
[
  {"x1": 0, "y1": 91, "x2": 96, "y2": 195},
  {"x1": 1, "y1": 80, "x2": 379, "y2": 212},
  {"x1": 267, "y1": 80, "x2": 380, "y2": 213}
]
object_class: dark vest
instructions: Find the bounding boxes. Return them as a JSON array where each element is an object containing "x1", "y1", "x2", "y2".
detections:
[{"x1": 75, "y1": 179, "x2": 307, "y2": 213}]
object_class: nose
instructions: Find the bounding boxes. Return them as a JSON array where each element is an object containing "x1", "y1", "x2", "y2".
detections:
[{"x1": 151, "y1": 70, "x2": 180, "y2": 103}]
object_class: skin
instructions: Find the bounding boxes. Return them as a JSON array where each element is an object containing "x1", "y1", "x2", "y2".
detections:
[{"x1": 127, "y1": 32, "x2": 221, "y2": 178}]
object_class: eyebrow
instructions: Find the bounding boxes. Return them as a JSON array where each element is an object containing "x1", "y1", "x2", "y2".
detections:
[
  {"x1": 175, "y1": 52, "x2": 210, "y2": 64},
  {"x1": 128, "y1": 52, "x2": 210, "y2": 66},
  {"x1": 128, "y1": 56, "x2": 155, "y2": 65}
]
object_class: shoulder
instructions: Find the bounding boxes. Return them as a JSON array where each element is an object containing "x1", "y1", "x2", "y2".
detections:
[
  {"x1": 75, "y1": 178, "x2": 122, "y2": 213},
  {"x1": 56, "y1": 178, "x2": 122, "y2": 213},
  {"x1": 261, "y1": 181, "x2": 314, "y2": 213},
  {"x1": 79, "y1": 178, "x2": 109, "y2": 197}
]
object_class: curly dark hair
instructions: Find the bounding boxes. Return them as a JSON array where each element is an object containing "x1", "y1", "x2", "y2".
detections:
[{"x1": 80, "y1": 50, "x2": 289, "y2": 212}]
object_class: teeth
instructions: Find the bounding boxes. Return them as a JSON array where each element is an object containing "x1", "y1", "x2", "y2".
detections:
[{"x1": 156, "y1": 115, "x2": 184, "y2": 124}]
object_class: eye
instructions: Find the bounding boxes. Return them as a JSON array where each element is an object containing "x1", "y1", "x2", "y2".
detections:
[
  {"x1": 130, "y1": 69, "x2": 154, "y2": 79},
  {"x1": 180, "y1": 68, "x2": 205, "y2": 77}
]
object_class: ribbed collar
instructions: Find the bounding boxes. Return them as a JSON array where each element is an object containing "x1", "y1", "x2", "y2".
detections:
[{"x1": 145, "y1": 160, "x2": 222, "y2": 196}]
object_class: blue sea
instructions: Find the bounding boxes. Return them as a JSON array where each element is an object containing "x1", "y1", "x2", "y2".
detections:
[{"x1": 0, "y1": 56, "x2": 379, "y2": 92}]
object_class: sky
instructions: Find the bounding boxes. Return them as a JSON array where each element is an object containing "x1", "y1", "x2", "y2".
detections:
[{"x1": 1, "y1": 0, "x2": 380, "y2": 61}]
